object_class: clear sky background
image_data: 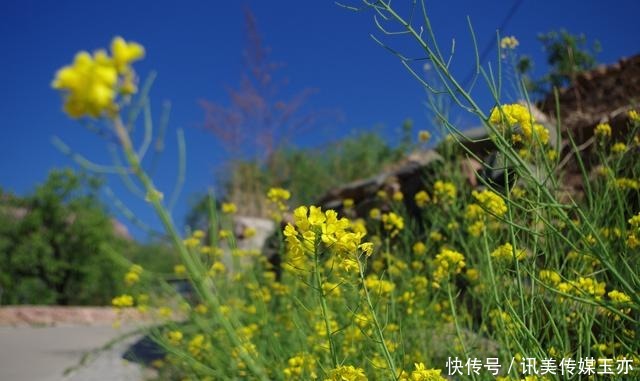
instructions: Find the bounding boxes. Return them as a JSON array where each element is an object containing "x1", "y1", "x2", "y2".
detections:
[{"x1": 1, "y1": 0, "x2": 639, "y2": 240}]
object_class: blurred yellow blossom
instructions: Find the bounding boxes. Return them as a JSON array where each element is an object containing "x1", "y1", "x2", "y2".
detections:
[
  {"x1": 222, "y1": 202, "x2": 237, "y2": 214},
  {"x1": 324, "y1": 365, "x2": 367, "y2": 381},
  {"x1": 500, "y1": 36, "x2": 519, "y2": 49},
  {"x1": 432, "y1": 180, "x2": 457, "y2": 204},
  {"x1": 594, "y1": 123, "x2": 612, "y2": 139},
  {"x1": 414, "y1": 190, "x2": 430, "y2": 208},
  {"x1": 418, "y1": 130, "x2": 431, "y2": 143},
  {"x1": 52, "y1": 36, "x2": 144, "y2": 118},
  {"x1": 611, "y1": 142, "x2": 627, "y2": 154},
  {"x1": 112, "y1": 294, "x2": 134, "y2": 308}
]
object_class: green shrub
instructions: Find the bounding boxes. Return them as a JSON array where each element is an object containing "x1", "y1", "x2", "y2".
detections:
[{"x1": 0, "y1": 169, "x2": 125, "y2": 305}]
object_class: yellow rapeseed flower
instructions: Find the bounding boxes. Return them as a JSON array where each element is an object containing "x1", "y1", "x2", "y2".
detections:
[
  {"x1": 628, "y1": 110, "x2": 640, "y2": 123},
  {"x1": 594, "y1": 123, "x2": 612, "y2": 139},
  {"x1": 112, "y1": 294, "x2": 134, "y2": 308},
  {"x1": 418, "y1": 130, "x2": 431, "y2": 143},
  {"x1": 407, "y1": 362, "x2": 446, "y2": 381},
  {"x1": 222, "y1": 202, "x2": 237, "y2": 214},
  {"x1": 188, "y1": 334, "x2": 209, "y2": 357},
  {"x1": 539, "y1": 270, "x2": 561, "y2": 286},
  {"x1": 382, "y1": 212, "x2": 404, "y2": 237},
  {"x1": 490, "y1": 242, "x2": 526, "y2": 262},
  {"x1": 500, "y1": 36, "x2": 519, "y2": 49},
  {"x1": 432, "y1": 248, "x2": 465, "y2": 286},
  {"x1": 243, "y1": 227, "x2": 256, "y2": 238},
  {"x1": 489, "y1": 103, "x2": 549, "y2": 145},
  {"x1": 412, "y1": 241, "x2": 427, "y2": 256},
  {"x1": 608, "y1": 290, "x2": 631, "y2": 304},
  {"x1": 267, "y1": 187, "x2": 291, "y2": 202},
  {"x1": 174, "y1": 264, "x2": 187, "y2": 276},
  {"x1": 324, "y1": 365, "x2": 367, "y2": 381},
  {"x1": 432, "y1": 180, "x2": 456, "y2": 204},
  {"x1": 52, "y1": 51, "x2": 118, "y2": 118},
  {"x1": 365, "y1": 276, "x2": 396, "y2": 296},
  {"x1": 124, "y1": 271, "x2": 140, "y2": 286},
  {"x1": 167, "y1": 330, "x2": 183, "y2": 345},
  {"x1": 611, "y1": 142, "x2": 627, "y2": 154},
  {"x1": 616, "y1": 178, "x2": 640, "y2": 190},
  {"x1": 52, "y1": 36, "x2": 144, "y2": 119},
  {"x1": 111, "y1": 36, "x2": 145, "y2": 74},
  {"x1": 414, "y1": 190, "x2": 430, "y2": 208},
  {"x1": 429, "y1": 231, "x2": 443, "y2": 242},
  {"x1": 472, "y1": 189, "x2": 507, "y2": 217}
]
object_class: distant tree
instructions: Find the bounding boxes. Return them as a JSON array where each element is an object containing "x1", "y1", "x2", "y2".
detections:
[
  {"x1": 0, "y1": 169, "x2": 125, "y2": 305},
  {"x1": 199, "y1": 6, "x2": 336, "y2": 216},
  {"x1": 518, "y1": 29, "x2": 600, "y2": 97}
]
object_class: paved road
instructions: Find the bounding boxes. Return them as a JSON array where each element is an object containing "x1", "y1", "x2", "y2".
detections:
[{"x1": 0, "y1": 324, "x2": 148, "y2": 381}]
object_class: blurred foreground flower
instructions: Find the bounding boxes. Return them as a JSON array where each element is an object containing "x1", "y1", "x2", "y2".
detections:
[{"x1": 52, "y1": 36, "x2": 144, "y2": 118}]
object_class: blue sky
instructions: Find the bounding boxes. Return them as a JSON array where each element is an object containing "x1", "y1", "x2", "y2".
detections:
[{"x1": 1, "y1": 0, "x2": 639, "y2": 240}]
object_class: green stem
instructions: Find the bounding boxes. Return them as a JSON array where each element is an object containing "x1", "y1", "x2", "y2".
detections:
[
  {"x1": 358, "y1": 254, "x2": 398, "y2": 380},
  {"x1": 313, "y1": 246, "x2": 339, "y2": 368},
  {"x1": 112, "y1": 117, "x2": 270, "y2": 381}
]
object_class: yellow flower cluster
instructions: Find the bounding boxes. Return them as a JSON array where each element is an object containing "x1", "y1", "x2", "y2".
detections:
[
  {"x1": 382, "y1": 212, "x2": 404, "y2": 237},
  {"x1": 283, "y1": 353, "x2": 317, "y2": 380},
  {"x1": 268, "y1": 187, "x2": 291, "y2": 202},
  {"x1": 491, "y1": 242, "x2": 526, "y2": 262},
  {"x1": 594, "y1": 123, "x2": 612, "y2": 139},
  {"x1": 222, "y1": 202, "x2": 237, "y2": 214},
  {"x1": 418, "y1": 130, "x2": 431, "y2": 143},
  {"x1": 112, "y1": 294, "x2": 134, "y2": 308},
  {"x1": 343, "y1": 198, "x2": 355, "y2": 209},
  {"x1": 500, "y1": 36, "x2": 519, "y2": 50},
  {"x1": 557, "y1": 277, "x2": 606, "y2": 300},
  {"x1": 183, "y1": 229, "x2": 205, "y2": 248},
  {"x1": 365, "y1": 275, "x2": 396, "y2": 296},
  {"x1": 267, "y1": 187, "x2": 291, "y2": 221},
  {"x1": 167, "y1": 330, "x2": 183, "y2": 345},
  {"x1": 432, "y1": 248, "x2": 466, "y2": 287},
  {"x1": 608, "y1": 290, "x2": 631, "y2": 304},
  {"x1": 464, "y1": 189, "x2": 506, "y2": 237},
  {"x1": 412, "y1": 241, "x2": 427, "y2": 256},
  {"x1": 489, "y1": 103, "x2": 549, "y2": 145},
  {"x1": 539, "y1": 269, "x2": 561, "y2": 286},
  {"x1": 283, "y1": 206, "x2": 372, "y2": 271},
  {"x1": 472, "y1": 190, "x2": 507, "y2": 217},
  {"x1": 432, "y1": 180, "x2": 457, "y2": 205},
  {"x1": 52, "y1": 36, "x2": 144, "y2": 118},
  {"x1": 616, "y1": 178, "x2": 640, "y2": 190},
  {"x1": 124, "y1": 264, "x2": 143, "y2": 286},
  {"x1": 611, "y1": 142, "x2": 627, "y2": 154},
  {"x1": 188, "y1": 334, "x2": 210, "y2": 358},
  {"x1": 400, "y1": 363, "x2": 446, "y2": 381},
  {"x1": 414, "y1": 190, "x2": 430, "y2": 208},
  {"x1": 629, "y1": 110, "x2": 640, "y2": 122},
  {"x1": 324, "y1": 365, "x2": 367, "y2": 381},
  {"x1": 174, "y1": 264, "x2": 187, "y2": 276}
]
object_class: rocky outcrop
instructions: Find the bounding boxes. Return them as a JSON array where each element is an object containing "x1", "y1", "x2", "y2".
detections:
[
  {"x1": 538, "y1": 54, "x2": 640, "y2": 144},
  {"x1": 317, "y1": 149, "x2": 443, "y2": 216},
  {"x1": 317, "y1": 55, "x2": 640, "y2": 213}
]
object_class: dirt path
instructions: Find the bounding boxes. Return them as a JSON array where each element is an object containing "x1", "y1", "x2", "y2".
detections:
[{"x1": 0, "y1": 307, "x2": 152, "y2": 381}]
